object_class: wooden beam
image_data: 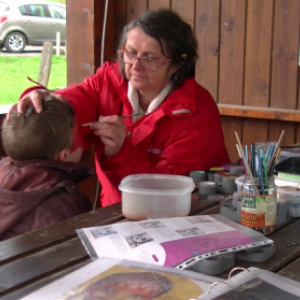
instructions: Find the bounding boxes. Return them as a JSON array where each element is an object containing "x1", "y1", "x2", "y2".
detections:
[
  {"x1": 218, "y1": 104, "x2": 300, "y2": 122},
  {"x1": 38, "y1": 42, "x2": 53, "y2": 87}
]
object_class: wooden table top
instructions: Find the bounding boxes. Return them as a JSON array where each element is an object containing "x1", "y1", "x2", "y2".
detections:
[{"x1": 0, "y1": 194, "x2": 300, "y2": 300}]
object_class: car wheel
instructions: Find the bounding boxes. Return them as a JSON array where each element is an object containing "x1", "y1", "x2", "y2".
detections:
[{"x1": 4, "y1": 32, "x2": 26, "y2": 53}]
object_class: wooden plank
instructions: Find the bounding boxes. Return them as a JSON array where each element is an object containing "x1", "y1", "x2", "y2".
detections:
[
  {"x1": 0, "y1": 203, "x2": 123, "y2": 265},
  {"x1": 0, "y1": 239, "x2": 89, "y2": 296},
  {"x1": 218, "y1": 0, "x2": 246, "y2": 105},
  {"x1": 113, "y1": 0, "x2": 127, "y2": 52},
  {"x1": 270, "y1": 0, "x2": 300, "y2": 109},
  {"x1": 195, "y1": 0, "x2": 220, "y2": 101},
  {"x1": 1, "y1": 261, "x2": 89, "y2": 300},
  {"x1": 242, "y1": 119, "x2": 268, "y2": 149},
  {"x1": 148, "y1": 0, "x2": 170, "y2": 10},
  {"x1": 268, "y1": 122, "x2": 296, "y2": 147},
  {"x1": 0, "y1": 198, "x2": 220, "y2": 296},
  {"x1": 0, "y1": 197, "x2": 217, "y2": 265},
  {"x1": 244, "y1": 0, "x2": 273, "y2": 107},
  {"x1": 278, "y1": 257, "x2": 300, "y2": 282},
  {"x1": 38, "y1": 42, "x2": 53, "y2": 88},
  {"x1": 197, "y1": 203, "x2": 221, "y2": 215},
  {"x1": 126, "y1": 0, "x2": 147, "y2": 23},
  {"x1": 221, "y1": 116, "x2": 242, "y2": 163},
  {"x1": 66, "y1": 0, "x2": 94, "y2": 86},
  {"x1": 171, "y1": 0, "x2": 195, "y2": 29},
  {"x1": 218, "y1": 0, "x2": 245, "y2": 165},
  {"x1": 218, "y1": 103, "x2": 300, "y2": 122}
]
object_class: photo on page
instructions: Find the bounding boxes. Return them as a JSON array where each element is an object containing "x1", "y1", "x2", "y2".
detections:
[{"x1": 57, "y1": 265, "x2": 204, "y2": 300}]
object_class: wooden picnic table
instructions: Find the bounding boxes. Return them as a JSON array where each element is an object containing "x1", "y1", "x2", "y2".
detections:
[{"x1": 0, "y1": 194, "x2": 300, "y2": 300}]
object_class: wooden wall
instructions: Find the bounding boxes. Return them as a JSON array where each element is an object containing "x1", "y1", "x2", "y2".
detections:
[{"x1": 66, "y1": 0, "x2": 300, "y2": 164}]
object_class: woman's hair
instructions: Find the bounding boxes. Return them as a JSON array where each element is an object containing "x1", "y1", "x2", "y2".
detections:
[
  {"x1": 118, "y1": 9, "x2": 198, "y2": 88},
  {"x1": 2, "y1": 97, "x2": 74, "y2": 160}
]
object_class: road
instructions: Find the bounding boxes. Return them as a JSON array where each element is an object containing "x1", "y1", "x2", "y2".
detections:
[{"x1": 0, "y1": 45, "x2": 65, "y2": 56}]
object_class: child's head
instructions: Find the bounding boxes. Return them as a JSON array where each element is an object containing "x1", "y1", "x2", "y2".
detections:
[{"x1": 2, "y1": 96, "x2": 76, "y2": 161}]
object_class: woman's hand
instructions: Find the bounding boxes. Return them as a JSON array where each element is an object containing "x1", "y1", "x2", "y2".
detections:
[
  {"x1": 91, "y1": 116, "x2": 127, "y2": 158},
  {"x1": 7, "y1": 89, "x2": 65, "y2": 119}
]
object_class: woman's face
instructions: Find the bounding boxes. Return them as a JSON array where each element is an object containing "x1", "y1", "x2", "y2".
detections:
[{"x1": 124, "y1": 28, "x2": 178, "y2": 98}]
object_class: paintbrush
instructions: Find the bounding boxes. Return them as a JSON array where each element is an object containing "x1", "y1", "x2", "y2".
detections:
[
  {"x1": 267, "y1": 130, "x2": 285, "y2": 175},
  {"x1": 79, "y1": 113, "x2": 146, "y2": 127},
  {"x1": 235, "y1": 131, "x2": 259, "y2": 194}
]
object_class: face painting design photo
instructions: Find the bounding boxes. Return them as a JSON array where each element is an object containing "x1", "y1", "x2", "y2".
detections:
[{"x1": 60, "y1": 265, "x2": 204, "y2": 300}]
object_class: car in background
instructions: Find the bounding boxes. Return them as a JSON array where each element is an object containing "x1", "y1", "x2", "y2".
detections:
[{"x1": 0, "y1": 0, "x2": 66, "y2": 52}]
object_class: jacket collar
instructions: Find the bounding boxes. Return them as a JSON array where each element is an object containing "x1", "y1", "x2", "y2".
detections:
[{"x1": 10, "y1": 158, "x2": 95, "y2": 183}]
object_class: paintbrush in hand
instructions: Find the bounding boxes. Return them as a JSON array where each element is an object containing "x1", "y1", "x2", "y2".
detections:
[{"x1": 78, "y1": 113, "x2": 146, "y2": 127}]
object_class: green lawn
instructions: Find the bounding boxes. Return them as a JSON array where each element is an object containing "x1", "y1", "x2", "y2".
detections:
[{"x1": 0, "y1": 56, "x2": 66, "y2": 105}]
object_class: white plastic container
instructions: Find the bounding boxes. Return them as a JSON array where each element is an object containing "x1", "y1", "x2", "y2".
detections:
[
  {"x1": 119, "y1": 174, "x2": 194, "y2": 220},
  {"x1": 235, "y1": 175, "x2": 245, "y2": 192},
  {"x1": 277, "y1": 187, "x2": 300, "y2": 217}
]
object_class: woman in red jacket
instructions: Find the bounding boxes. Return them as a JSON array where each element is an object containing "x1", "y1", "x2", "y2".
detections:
[{"x1": 10, "y1": 9, "x2": 229, "y2": 207}]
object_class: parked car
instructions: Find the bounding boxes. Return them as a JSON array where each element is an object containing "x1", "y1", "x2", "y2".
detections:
[{"x1": 0, "y1": 0, "x2": 66, "y2": 52}]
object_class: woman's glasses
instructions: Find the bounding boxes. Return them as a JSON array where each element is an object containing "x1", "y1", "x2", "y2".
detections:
[{"x1": 118, "y1": 50, "x2": 170, "y2": 71}]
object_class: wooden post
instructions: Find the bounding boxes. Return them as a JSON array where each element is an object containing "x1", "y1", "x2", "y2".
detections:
[
  {"x1": 56, "y1": 31, "x2": 61, "y2": 56},
  {"x1": 38, "y1": 42, "x2": 53, "y2": 88}
]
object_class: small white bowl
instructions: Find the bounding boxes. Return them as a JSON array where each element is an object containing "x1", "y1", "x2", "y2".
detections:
[{"x1": 119, "y1": 174, "x2": 194, "y2": 220}]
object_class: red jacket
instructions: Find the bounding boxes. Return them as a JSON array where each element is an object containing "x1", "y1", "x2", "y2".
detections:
[
  {"x1": 55, "y1": 62, "x2": 229, "y2": 207},
  {"x1": 0, "y1": 157, "x2": 93, "y2": 240}
]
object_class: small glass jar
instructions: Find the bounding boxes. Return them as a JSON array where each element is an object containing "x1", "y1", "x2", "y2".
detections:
[{"x1": 241, "y1": 176, "x2": 277, "y2": 234}]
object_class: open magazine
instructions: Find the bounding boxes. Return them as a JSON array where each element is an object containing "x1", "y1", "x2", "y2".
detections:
[
  {"x1": 195, "y1": 267, "x2": 300, "y2": 299},
  {"x1": 22, "y1": 258, "x2": 218, "y2": 300},
  {"x1": 77, "y1": 214, "x2": 274, "y2": 269}
]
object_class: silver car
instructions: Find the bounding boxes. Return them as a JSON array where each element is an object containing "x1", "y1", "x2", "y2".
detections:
[{"x1": 0, "y1": 0, "x2": 66, "y2": 52}]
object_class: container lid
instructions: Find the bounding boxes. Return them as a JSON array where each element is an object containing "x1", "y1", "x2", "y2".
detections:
[
  {"x1": 280, "y1": 146, "x2": 300, "y2": 157},
  {"x1": 119, "y1": 174, "x2": 195, "y2": 195},
  {"x1": 209, "y1": 167, "x2": 224, "y2": 172},
  {"x1": 230, "y1": 166, "x2": 245, "y2": 175},
  {"x1": 189, "y1": 170, "x2": 206, "y2": 182}
]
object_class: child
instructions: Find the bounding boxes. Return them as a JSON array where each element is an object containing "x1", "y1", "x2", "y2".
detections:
[{"x1": 0, "y1": 96, "x2": 93, "y2": 240}]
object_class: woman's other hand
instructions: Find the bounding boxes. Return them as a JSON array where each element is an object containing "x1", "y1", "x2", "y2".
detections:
[
  {"x1": 91, "y1": 116, "x2": 127, "y2": 158},
  {"x1": 7, "y1": 89, "x2": 65, "y2": 119}
]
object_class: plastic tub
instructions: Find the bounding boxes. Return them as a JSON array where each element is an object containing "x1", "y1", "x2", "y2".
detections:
[
  {"x1": 235, "y1": 175, "x2": 245, "y2": 192},
  {"x1": 277, "y1": 187, "x2": 300, "y2": 217},
  {"x1": 119, "y1": 174, "x2": 194, "y2": 220}
]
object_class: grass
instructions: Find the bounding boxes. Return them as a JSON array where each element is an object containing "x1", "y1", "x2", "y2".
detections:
[{"x1": 0, "y1": 56, "x2": 66, "y2": 105}]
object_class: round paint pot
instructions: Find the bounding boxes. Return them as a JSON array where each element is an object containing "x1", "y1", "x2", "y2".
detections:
[
  {"x1": 199, "y1": 181, "x2": 217, "y2": 195},
  {"x1": 189, "y1": 171, "x2": 206, "y2": 187}
]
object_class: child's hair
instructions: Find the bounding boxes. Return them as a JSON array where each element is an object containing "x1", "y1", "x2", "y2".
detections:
[{"x1": 2, "y1": 96, "x2": 75, "y2": 160}]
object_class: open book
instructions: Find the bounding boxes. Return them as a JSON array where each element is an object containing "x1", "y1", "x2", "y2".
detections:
[{"x1": 77, "y1": 214, "x2": 273, "y2": 269}]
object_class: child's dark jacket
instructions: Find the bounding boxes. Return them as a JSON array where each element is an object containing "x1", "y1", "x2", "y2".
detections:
[{"x1": 0, "y1": 157, "x2": 93, "y2": 240}]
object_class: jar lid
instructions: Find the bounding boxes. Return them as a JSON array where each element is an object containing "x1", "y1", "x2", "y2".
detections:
[
  {"x1": 230, "y1": 166, "x2": 245, "y2": 175},
  {"x1": 209, "y1": 167, "x2": 224, "y2": 172}
]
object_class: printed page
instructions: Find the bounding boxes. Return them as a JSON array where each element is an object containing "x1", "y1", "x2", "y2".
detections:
[{"x1": 77, "y1": 215, "x2": 264, "y2": 268}]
